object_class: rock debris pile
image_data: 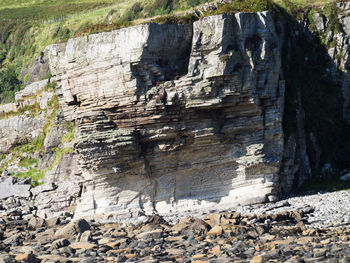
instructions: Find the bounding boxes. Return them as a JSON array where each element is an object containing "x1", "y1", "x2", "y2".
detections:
[{"x1": 1, "y1": 191, "x2": 350, "y2": 262}]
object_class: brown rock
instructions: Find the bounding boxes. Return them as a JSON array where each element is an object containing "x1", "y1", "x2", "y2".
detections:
[
  {"x1": 109, "y1": 248, "x2": 133, "y2": 254},
  {"x1": 54, "y1": 219, "x2": 90, "y2": 239},
  {"x1": 15, "y1": 252, "x2": 39, "y2": 263},
  {"x1": 52, "y1": 238, "x2": 70, "y2": 249},
  {"x1": 209, "y1": 245, "x2": 221, "y2": 255},
  {"x1": 136, "y1": 229, "x2": 163, "y2": 240},
  {"x1": 106, "y1": 238, "x2": 127, "y2": 248},
  {"x1": 125, "y1": 254, "x2": 137, "y2": 259},
  {"x1": 69, "y1": 242, "x2": 96, "y2": 250},
  {"x1": 296, "y1": 236, "x2": 314, "y2": 244},
  {"x1": 15, "y1": 254, "x2": 29, "y2": 261},
  {"x1": 250, "y1": 255, "x2": 263, "y2": 263},
  {"x1": 204, "y1": 214, "x2": 221, "y2": 227},
  {"x1": 207, "y1": 226, "x2": 223, "y2": 236},
  {"x1": 165, "y1": 236, "x2": 185, "y2": 242},
  {"x1": 172, "y1": 218, "x2": 210, "y2": 236},
  {"x1": 296, "y1": 221, "x2": 306, "y2": 231},
  {"x1": 46, "y1": 217, "x2": 60, "y2": 227},
  {"x1": 259, "y1": 234, "x2": 275, "y2": 242},
  {"x1": 230, "y1": 212, "x2": 241, "y2": 219}
]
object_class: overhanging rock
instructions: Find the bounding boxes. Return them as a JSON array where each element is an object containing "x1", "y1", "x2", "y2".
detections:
[{"x1": 40, "y1": 12, "x2": 284, "y2": 220}]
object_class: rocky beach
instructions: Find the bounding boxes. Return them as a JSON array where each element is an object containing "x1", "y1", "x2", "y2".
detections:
[{"x1": 1, "y1": 176, "x2": 350, "y2": 262}]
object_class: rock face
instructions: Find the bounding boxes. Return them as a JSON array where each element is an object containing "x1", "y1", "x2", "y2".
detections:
[
  {"x1": 42, "y1": 12, "x2": 284, "y2": 219},
  {"x1": 0, "y1": 115, "x2": 45, "y2": 154},
  {"x1": 0, "y1": 79, "x2": 54, "y2": 154}
]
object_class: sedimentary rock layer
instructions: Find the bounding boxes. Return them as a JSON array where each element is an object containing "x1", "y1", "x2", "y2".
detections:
[{"x1": 40, "y1": 12, "x2": 284, "y2": 219}]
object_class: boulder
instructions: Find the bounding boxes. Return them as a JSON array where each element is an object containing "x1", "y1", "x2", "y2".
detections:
[
  {"x1": 0, "y1": 177, "x2": 31, "y2": 199},
  {"x1": 54, "y1": 219, "x2": 90, "y2": 240},
  {"x1": 28, "y1": 216, "x2": 46, "y2": 229}
]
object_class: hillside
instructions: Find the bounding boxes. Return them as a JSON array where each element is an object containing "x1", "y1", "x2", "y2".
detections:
[
  {"x1": 0, "y1": 0, "x2": 210, "y2": 93},
  {"x1": 0, "y1": 0, "x2": 337, "y2": 103}
]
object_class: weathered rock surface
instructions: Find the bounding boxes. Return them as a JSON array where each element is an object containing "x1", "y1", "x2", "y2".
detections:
[
  {"x1": 32, "y1": 154, "x2": 82, "y2": 218},
  {"x1": 0, "y1": 115, "x2": 45, "y2": 154},
  {"x1": 42, "y1": 12, "x2": 284, "y2": 219}
]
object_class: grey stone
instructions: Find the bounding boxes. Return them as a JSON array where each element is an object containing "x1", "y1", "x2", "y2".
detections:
[
  {"x1": 52, "y1": 238, "x2": 71, "y2": 249},
  {"x1": 0, "y1": 184, "x2": 31, "y2": 199},
  {"x1": 28, "y1": 216, "x2": 46, "y2": 229}
]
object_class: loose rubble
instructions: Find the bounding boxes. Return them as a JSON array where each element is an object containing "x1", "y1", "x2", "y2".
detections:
[{"x1": 2, "y1": 190, "x2": 350, "y2": 262}]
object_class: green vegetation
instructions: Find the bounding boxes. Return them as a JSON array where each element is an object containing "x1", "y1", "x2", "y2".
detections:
[
  {"x1": 0, "y1": 0, "x2": 212, "y2": 76},
  {"x1": 17, "y1": 147, "x2": 73, "y2": 186},
  {"x1": 16, "y1": 168, "x2": 45, "y2": 187},
  {"x1": 44, "y1": 81, "x2": 57, "y2": 92},
  {"x1": 0, "y1": 89, "x2": 59, "y2": 185},
  {"x1": 203, "y1": 0, "x2": 275, "y2": 16},
  {"x1": 19, "y1": 158, "x2": 37, "y2": 168},
  {"x1": 0, "y1": 66, "x2": 21, "y2": 103},
  {"x1": 0, "y1": 102, "x2": 42, "y2": 120},
  {"x1": 323, "y1": 2, "x2": 343, "y2": 34},
  {"x1": 40, "y1": 72, "x2": 52, "y2": 81},
  {"x1": 152, "y1": 13, "x2": 199, "y2": 24},
  {"x1": 219, "y1": 54, "x2": 231, "y2": 63},
  {"x1": 61, "y1": 122, "x2": 76, "y2": 144},
  {"x1": 3, "y1": 89, "x2": 77, "y2": 187}
]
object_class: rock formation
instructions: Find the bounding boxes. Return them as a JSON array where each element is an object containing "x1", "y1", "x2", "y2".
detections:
[
  {"x1": 1, "y1": 4, "x2": 350, "y2": 221},
  {"x1": 34, "y1": 12, "x2": 284, "y2": 219}
]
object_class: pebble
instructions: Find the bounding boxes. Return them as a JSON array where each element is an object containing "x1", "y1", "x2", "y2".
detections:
[{"x1": 2, "y1": 192, "x2": 350, "y2": 261}]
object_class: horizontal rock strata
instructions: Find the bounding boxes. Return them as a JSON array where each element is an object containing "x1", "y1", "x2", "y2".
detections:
[{"x1": 41, "y1": 12, "x2": 284, "y2": 219}]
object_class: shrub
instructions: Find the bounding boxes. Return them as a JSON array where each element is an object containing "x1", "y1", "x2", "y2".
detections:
[
  {"x1": 152, "y1": 13, "x2": 199, "y2": 24},
  {"x1": 23, "y1": 72, "x2": 30, "y2": 84},
  {"x1": 145, "y1": 0, "x2": 180, "y2": 17},
  {"x1": 52, "y1": 26, "x2": 71, "y2": 42},
  {"x1": 324, "y1": 3, "x2": 343, "y2": 34},
  {"x1": 120, "y1": 2, "x2": 144, "y2": 22},
  {"x1": 0, "y1": 66, "x2": 21, "y2": 104},
  {"x1": 74, "y1": 22, "x2": 131, "y2": 37},
  {"x1": 41, "y1": 72, "x2": 52, "y2": 80},
  {"x1": 219, "y1": 54, "x2": 231, "y2": 63},
  {"x1": 203, "y1": 0, "x2": 275, "y2": 17},
  {"x1": 187, "y1": 0, "x2": 208, "y2": 8},
  {"x1": 0, "y1": 49, "x2": 7, "y2": 64},
  {"x1": 0, "y1": 21, "x2": 16, "y2": 44}
]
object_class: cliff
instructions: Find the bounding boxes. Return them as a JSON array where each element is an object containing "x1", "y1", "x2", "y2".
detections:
[
  {"x1": 40, "y1": 12, "x2": 284, "y2": 219},
  {"x1": 0, "y1": 4, "x2": 350, "y2": 221}
]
